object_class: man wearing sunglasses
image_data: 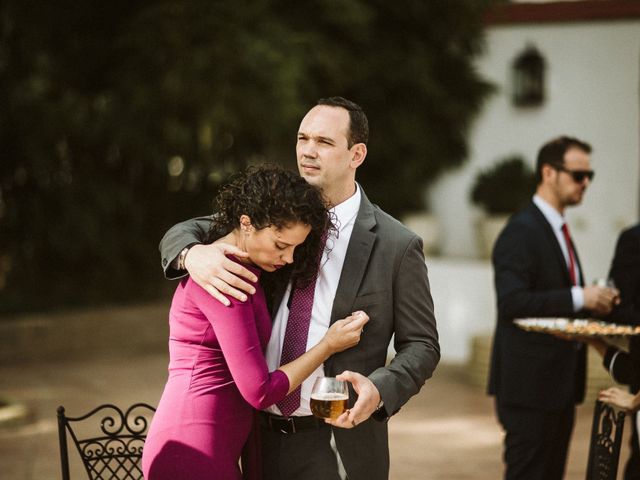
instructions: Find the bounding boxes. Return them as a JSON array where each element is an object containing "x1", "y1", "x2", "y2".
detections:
[{"x1": 488, "y1": 136, "x2": 619, "y2": 480}]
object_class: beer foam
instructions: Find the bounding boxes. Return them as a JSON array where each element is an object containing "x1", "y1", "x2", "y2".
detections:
[{"x1": 310, "y1": 392, "x2": 348, "y2": 401}]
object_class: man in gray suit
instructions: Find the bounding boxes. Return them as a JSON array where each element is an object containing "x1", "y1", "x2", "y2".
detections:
[{"x1": 159, "y1": 97, "x2": 439, "y2": 480}]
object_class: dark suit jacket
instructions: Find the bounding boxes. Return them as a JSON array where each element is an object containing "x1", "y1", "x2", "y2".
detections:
[
  {"x1": 605, "y1": 224, "x2": 640, "y2": 392},
  {"x1": 488, "y1": 202, "x2": 587, "y2": 411},
  {"x1": 159, "y1": 187, "x2": 440, "y2": 480}
]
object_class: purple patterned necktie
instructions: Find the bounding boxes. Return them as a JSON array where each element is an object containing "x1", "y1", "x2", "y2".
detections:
[{"x1": 276, "y1": 234, "x2": 326, "y2": 417}]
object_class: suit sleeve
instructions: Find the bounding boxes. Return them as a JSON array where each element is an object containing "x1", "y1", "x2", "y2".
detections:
[
  {"x1": 603, "y1": 347, "x2": 634, "y2": 385},
  {"x1": 493, "y1": 221, "x2": 574, "y2": 320},
  {"x1": 159, "y1": 216, "x2": 214, "y2": 279},
  {"x1": 608, "y1": 228, "x2": 640, "y2": 326},
  {"x1": 368, "y1": 235, "x2": 440, "y2": 418},
  {"x1": 188, "y1": 281, "x2": 290, "y2": 409}
]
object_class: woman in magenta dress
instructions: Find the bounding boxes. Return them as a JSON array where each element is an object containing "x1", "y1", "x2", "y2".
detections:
[{"x1": 142, "y1": 165, "x2": 367, "y2": 480}]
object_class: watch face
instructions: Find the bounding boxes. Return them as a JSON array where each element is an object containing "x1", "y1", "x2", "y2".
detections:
[{"x1": 179, "y1": 247, "x2": 190, "y2": 269}]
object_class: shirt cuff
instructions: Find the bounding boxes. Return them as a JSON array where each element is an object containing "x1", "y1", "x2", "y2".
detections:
[{"x1": 571, "y1": 286, "x2": 584, "y2": 312}]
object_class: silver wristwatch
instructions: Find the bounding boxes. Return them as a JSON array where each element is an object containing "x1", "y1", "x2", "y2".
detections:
[{"x1": 177, "y1": 247, "x2": 191, "y2": 271}]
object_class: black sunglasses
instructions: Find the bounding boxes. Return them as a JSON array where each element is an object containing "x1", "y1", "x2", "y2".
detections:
[{"x1": 555, "y1": 166, "x2": 595, "y2": 183}]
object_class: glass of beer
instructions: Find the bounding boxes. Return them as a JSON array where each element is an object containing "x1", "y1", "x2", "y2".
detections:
[{"x1": 310, "y1": 377, "x2": 348, "y2": 419}]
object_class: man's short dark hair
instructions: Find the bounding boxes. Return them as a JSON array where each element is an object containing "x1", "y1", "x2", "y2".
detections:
[
  {"x1": 317, "y1": 96, "x2": 369, "y2": 148},
  {"x1": 535, "y1": 135, "x2": 592, "y2": 184}
]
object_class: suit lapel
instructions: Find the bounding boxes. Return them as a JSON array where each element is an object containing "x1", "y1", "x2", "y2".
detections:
[
  {"x1": 329, "y1": 189, "x2": 377, "y2": 324},
  {"x1": 530, "y1": 203, "x2": 574, "y2": 286}
]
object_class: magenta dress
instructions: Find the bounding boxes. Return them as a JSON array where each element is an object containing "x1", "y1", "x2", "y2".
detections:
[{"x1": 142, "y1": 264, "x2": 289, "y2": 480}]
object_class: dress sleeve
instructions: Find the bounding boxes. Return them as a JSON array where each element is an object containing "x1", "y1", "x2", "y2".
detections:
[{"x1": 187, "y1": 280, "x2": 289, "y2": 409}]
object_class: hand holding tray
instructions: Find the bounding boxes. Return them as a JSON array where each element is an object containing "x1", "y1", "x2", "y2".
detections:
[{"x1": 514, "y1": 318, "x2": 640, "y2": 337}]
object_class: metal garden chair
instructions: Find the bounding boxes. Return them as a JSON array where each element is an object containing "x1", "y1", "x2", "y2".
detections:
[{"x1": 57, "y1": 403, "x2": 155, "y2": 480}]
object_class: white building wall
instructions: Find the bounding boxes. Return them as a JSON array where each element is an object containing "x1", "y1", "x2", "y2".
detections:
[
  {"x1": 427, "y1": 19, "x2": 640, "y2": 363},
  {"x1": 430, "y1": 20, "x2": 640, "y2": 280}
]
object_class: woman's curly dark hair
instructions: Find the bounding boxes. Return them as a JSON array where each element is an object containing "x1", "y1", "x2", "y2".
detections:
[{"x1": 205, "y1": 164, "x2": 335, "y2": 289}]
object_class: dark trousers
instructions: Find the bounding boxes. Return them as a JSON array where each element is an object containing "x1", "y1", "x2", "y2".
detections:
[
  {"x1": 496, "y1": 400, "x2": 575, "y2": 480},
  {"x1": 625, "y1": 412, "x2": 640, "y2": 480},
  {"x1": 261, "y1": 425, "x2": 342, "y2": 480}
]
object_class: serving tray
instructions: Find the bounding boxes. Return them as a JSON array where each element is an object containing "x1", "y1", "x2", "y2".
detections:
[{"x1": 514, "y1": 318, "x2": 640, "y2": 337}]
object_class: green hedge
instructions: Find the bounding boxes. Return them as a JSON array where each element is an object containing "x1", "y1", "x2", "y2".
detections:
[{"x1": 0, "y1": 0, "x2": 494, "y2": 314}]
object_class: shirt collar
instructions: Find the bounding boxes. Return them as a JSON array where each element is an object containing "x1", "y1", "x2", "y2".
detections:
[
  {"x1": 533, "y1": 194, "x2": 566, "y2": 231},
  {"x1": 331, "y1": 183, "x2": 361, "y2": 232}
]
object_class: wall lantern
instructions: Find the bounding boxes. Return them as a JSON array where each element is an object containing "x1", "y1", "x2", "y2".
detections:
[{"x1": 512, "y1": 44, "x2": 546, "y2": 107}]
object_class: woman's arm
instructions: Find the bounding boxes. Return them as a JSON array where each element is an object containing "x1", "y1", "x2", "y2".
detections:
[
  {"x1": 599, "y1": 387, "x2": 640, "y2": 412},
  {"x1": 586, "y1": 338, "x2": 634, "y2": 385},
  {"x1": 191, "y1": 280, "x2": 367, "y2": 408},
  {"x1": 278, "y1": 311, "x2": 368, "y2": 395}
]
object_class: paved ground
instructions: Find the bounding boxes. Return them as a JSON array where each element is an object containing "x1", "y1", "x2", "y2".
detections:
[{"x1": 0, "y1": 353, "x2": 632, "y2": 480}]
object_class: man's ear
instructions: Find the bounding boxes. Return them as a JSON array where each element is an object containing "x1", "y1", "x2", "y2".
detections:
[
  {"x1": 541, "y1": 163, "x2": 556, "y2": 183},
  {"x1": 350, "y1": 143, "x2": 367, "y2": 169}
]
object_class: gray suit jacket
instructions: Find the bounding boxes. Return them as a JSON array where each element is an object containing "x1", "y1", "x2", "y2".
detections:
[{"x1": 159, "y1": 188, "x2": 440, "y2": 480}]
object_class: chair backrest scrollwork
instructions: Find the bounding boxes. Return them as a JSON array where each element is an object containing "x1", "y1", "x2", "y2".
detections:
[
  {"x1": 585, "y1": 400, "x2": 626, "y2": 480},
  {"x1": 57, "y1": 403, "x2": 156, "y2": 480}
]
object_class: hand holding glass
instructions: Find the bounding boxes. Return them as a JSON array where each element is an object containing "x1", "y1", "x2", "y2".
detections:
[
  {"x1": 592, "y1": 277, "x2": 621, "y2": 308},
  {"x1": 592, "y1": 277, "x2": 616, "y2": 289},
  {"x1": 310, "y1": 377, "x2": 348, "y2": 419}
]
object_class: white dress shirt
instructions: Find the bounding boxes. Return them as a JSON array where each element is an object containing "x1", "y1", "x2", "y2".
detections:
[
  {"x1": 533, "y1": 195, "x2": 584, "y2": 311},
  {"x1": 264, "y1": 185, "x2": 362, "y2": 416}
]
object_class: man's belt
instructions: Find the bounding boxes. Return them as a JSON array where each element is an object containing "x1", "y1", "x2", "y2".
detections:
[{"x1": 259, "y1": 411, "x2": 327, "y2": 434}]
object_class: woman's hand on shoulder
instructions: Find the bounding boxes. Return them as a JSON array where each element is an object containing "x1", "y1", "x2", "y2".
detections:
[{"x1": 323, "y1": 311, "x2": 369, "y2": 354}]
